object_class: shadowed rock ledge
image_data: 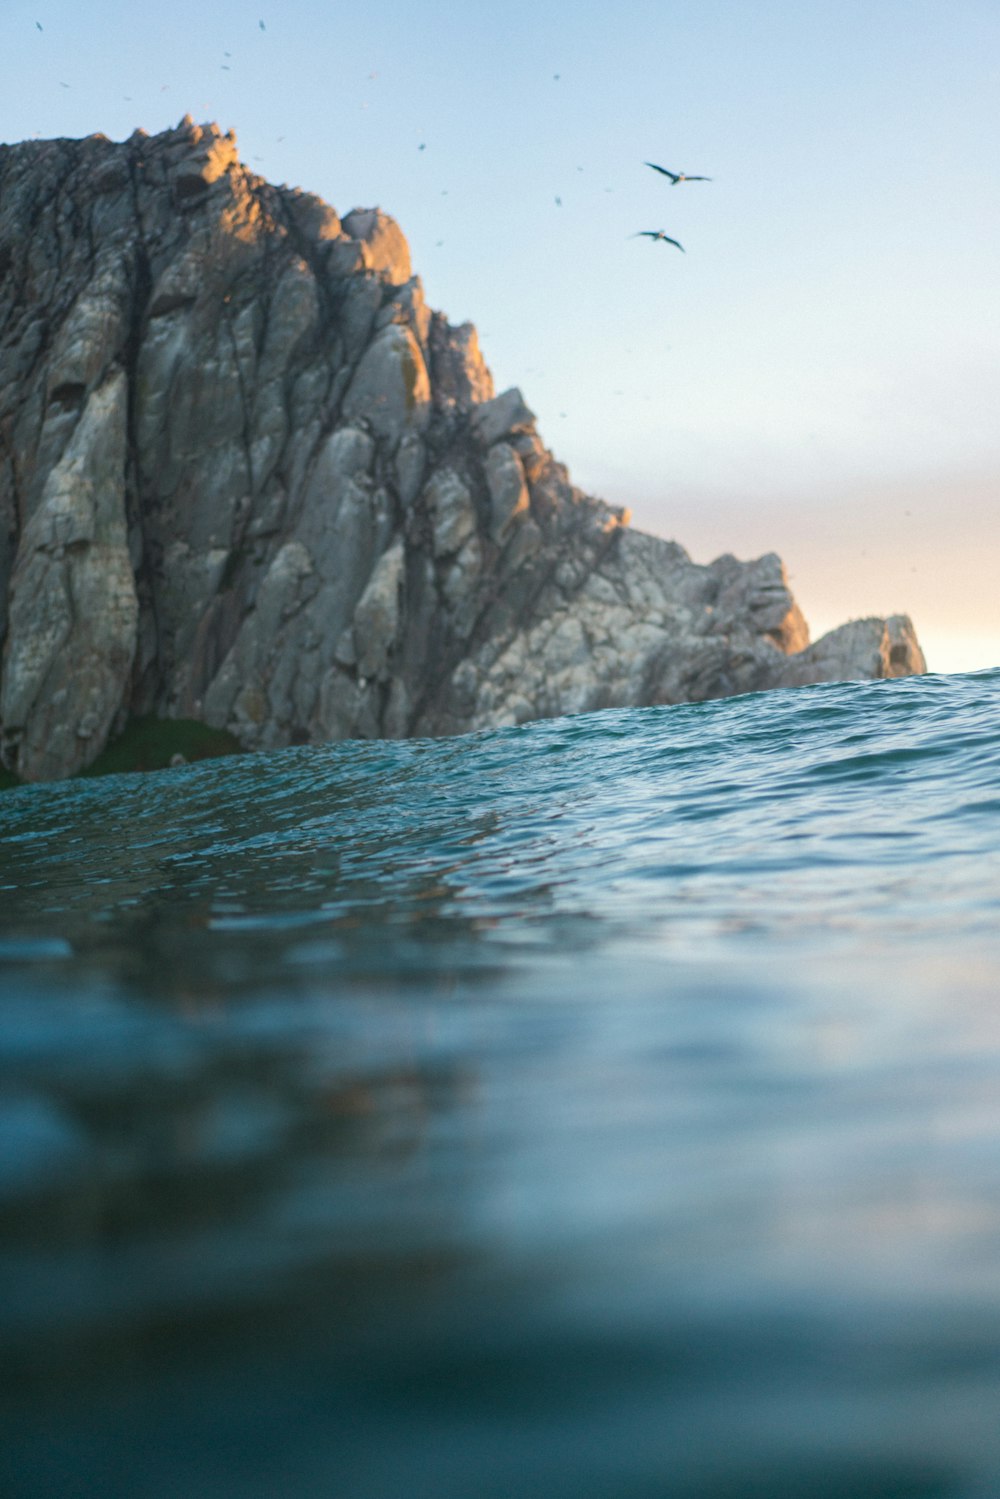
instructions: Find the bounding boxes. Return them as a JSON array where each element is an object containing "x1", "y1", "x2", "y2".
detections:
[{"x1": 0, "y1": 119, "x2": 926, "y2": 782}]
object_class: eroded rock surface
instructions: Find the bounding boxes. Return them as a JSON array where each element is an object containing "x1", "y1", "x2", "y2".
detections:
[{"x1": 0, "y1": 120, "x2": 926, "y2": 780}]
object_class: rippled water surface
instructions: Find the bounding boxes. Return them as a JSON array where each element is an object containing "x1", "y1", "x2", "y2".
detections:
[{"x1": 2, "y1": 670, "x2": 1000, "y2": 1497}]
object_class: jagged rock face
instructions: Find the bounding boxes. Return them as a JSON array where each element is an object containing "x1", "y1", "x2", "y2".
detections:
[
  {"x1": 0, "y1": 120, "x2": 926, "y2": 781},
  {"x1": 772, "y1": 614, "x2": 926, "y2": 688}
]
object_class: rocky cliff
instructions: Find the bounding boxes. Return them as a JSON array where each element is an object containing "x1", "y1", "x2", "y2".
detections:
[{"x1": 0, "y1": 119, "x2": 925, "y2": 782}]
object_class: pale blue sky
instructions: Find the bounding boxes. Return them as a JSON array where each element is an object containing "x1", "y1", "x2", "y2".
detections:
[{"x1": 4, "y1": 0, "x2": 999, "y2": 670}]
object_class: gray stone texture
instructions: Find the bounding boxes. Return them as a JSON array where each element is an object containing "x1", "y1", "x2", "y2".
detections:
[{"x1": 0, "y1": 120, "x2": 927, "y2": 780}]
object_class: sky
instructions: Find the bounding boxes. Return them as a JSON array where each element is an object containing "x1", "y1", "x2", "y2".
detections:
[{"x1": 3, "y1": 0, "x2": 999, "y2": 673}]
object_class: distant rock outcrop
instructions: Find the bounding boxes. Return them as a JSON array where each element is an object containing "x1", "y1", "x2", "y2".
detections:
[{"x1": 0, "y1": 120, "x2": 926, "y2": 781}]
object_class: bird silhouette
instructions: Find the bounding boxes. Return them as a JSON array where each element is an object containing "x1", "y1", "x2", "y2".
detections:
[
  {"x1": 644, "y1": 162, "x2": 711, "y2": 184},
  {"x1": 631, "y1": 230, "x2": 685, "y2": 251}
]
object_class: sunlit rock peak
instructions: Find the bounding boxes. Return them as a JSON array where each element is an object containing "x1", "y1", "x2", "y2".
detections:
[{"x1": 0, "y1": 119, "x2": 925, "y2": 780}]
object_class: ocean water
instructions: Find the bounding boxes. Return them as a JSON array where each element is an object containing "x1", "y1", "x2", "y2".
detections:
[{"x1": 2, "y1": 669, "x2": 1000, "y2": 1498}]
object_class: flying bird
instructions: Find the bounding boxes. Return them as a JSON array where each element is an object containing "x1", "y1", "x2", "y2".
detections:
[
  {"x1": 259, "y1": 18, "x2": 266, "y2": 30},
  {"x1": 632, "y1": 230, "x2": 685, "y2": 251},
  {"x1": 35, "y1": 20, "x2": 43, "y2": 30},
  {"x1": 644, "y1": 162, "x2": 711, "y2": 184}
]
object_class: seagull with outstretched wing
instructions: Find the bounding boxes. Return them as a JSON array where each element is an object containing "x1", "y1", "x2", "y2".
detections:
[
  {"x1": 631, "y1": 230, "x2": 685, "y2": 251},
  {"x1": 644, "y1": 162, "x2": 711, "y2": 184}
]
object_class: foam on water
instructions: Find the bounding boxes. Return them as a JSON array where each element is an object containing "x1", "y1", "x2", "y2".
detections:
[{"x1": 1, "y1": 670, "x2": 999, "y2": 1497}]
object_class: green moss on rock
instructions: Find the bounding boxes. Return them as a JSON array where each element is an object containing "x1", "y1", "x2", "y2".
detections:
[{"x1": 78, "y1": 717, "x2": 245, "y2": 778}]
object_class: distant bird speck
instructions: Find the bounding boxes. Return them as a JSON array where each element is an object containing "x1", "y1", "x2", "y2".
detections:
[
  {"x1": 555, "y1": 196, "x2": 562, "y2": 206},
  {"x1": 418, "y1": 143, "x2": 425, "y2": 151},
  {"x1": 259, "y1": 19, "x2": 266, "y2": 30},
  {"x1": 645, "y1": 162, "x2": 712, "y2": 185},
  {"x1": 35, "y1": 21, "x2": 43, "y2": 30},
  {"x1": 553, "y1": 73, "x2": 560, "y2": 80},
  {"x1": 632, "y1": 230, "x2": 685, "y2": 251},
  {"x1": 221, "y1": 65, "x2": 230, "y2": 71},
  {"x1": 59, "y1": 81, "x2": 70, "y2": 89}
]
